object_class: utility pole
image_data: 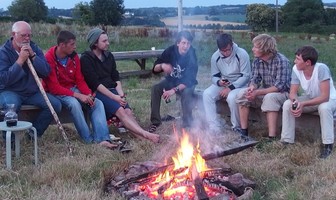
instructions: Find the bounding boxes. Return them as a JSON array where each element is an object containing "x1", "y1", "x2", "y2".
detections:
[
  {"x1": 275, "y1": 0, "x2": 279, "y2": 33},
  {"x1": 178, "y1": 0, "x2": 183, "y2": 31}
]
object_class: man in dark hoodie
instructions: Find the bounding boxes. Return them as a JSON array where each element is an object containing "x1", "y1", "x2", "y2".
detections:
[
  {"x1": 149, "y1": 30, "x2": 198, "y2": 132},
  {"x1": 0, "y1": 21, "x2": 61, "y2": 138}
]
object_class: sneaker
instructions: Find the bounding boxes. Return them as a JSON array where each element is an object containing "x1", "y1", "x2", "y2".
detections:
[{"x1": 320, "y1": 144, "x2": 333, "y2": 159}]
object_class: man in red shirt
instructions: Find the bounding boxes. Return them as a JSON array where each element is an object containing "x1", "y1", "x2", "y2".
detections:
[{"x1": 43, "y1": 30, "x2": 116, "y2": 149}]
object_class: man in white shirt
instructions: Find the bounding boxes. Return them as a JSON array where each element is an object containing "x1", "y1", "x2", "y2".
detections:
[{"x1": 280, "y1": 45, "x2": 336, "y2": 159}]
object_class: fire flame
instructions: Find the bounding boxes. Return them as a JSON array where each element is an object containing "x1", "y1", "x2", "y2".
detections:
[{"x1": 146, "y1": 130, "x2": 209, "y2": 198}]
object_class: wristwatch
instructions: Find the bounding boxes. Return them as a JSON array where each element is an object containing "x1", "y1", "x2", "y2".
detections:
[{"x1": 174, "y1": 86, "x2": 179, "y2": 92}]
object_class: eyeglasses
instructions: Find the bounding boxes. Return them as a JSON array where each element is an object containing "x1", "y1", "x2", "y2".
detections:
[{"x1": 16, "y1": 33, "x2": 33, "y2": 38}]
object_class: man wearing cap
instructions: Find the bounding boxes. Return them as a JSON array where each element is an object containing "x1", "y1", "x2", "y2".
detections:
[
  {"x1": 80, "y1": 28, "x2": 160, "y2": 143},
  {"x1": 43, "y1": 30, "x2": 118, "y2": 149}
]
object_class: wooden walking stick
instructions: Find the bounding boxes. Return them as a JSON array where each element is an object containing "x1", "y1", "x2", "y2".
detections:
[{"x1": 26, "y1": 59, "x2": 73, "y2": 154}]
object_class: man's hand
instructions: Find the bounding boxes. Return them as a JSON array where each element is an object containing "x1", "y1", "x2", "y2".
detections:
[
  {"x1": 218, "y1": 79, "x2": 231, "y2": 87},
  {"x1": 245, "y1": 86, "x2": 257, "y2": 101},
  {"x1": 21, "y1": 43, "x2": 34, "y2": 57},
  {"x1": 17, "y1": 47, "x2": 30, "y2": 66},
  {"x1": 291, "y1": 100, "x2": 303, "y2": 117},
  {"x1": 115, "y1": 95, "x2": 127, "y2": 107},
  {"x1": 219, "y1": 87, "x2": 231, "y2": 98},
  {"x1": 162, "y1": 88, "x2": 175, "y2": 101},
  {"x1": 74, "y1": 93, "x2": 95, "y2": 106}
]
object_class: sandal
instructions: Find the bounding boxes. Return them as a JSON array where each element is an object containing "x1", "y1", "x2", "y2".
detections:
[
  {"x1": 115, "y1": 140, "x2": 132, "y2": 153},
  {"x1": 161, "y1": 115, "x2": 175, "y2": 122},
  {"x1": 99, "y1": 140, "x2": 132, "y2": 153},
  {"x1": 148, "y1": 124, "x2": 159, "y2": 133}
]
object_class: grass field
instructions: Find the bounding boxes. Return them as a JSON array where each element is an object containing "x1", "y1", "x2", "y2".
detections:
[{"x1": 0, "y1": 23, "x2": 336, "y2": 199}]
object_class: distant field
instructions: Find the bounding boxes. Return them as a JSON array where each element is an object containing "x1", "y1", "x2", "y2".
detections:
[{"x1": 161, "y1": 14, "x2": 246, "y2": 26}]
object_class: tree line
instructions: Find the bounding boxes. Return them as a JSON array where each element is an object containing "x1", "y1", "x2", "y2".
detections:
[
  {"x1": 246, "y1": 0, "x2": 336, "y2": 34},
  {"x1": 1, "y1": 0, "x2": 336, "y2": 34}
]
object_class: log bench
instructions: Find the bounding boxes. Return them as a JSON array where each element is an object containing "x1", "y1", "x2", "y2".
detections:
[
  {"x1": 0, "y1": 50, "x2": 165, "y2": 125},
  {"x1": 194, "y1": 89, "x2": 336, "y2": 141}
]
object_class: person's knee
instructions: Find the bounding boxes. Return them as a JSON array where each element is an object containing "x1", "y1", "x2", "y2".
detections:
[
  {"x1": 51, "y1": 100, "x2": 62, "y2": 113},
  {"x1": 318, "y1": 102, "x2": 331, "y2": 113},
  {"x1": 202, "y1": 88, "x2": 213, "y2": 101},
  {"x1": 282, "y1": 99, "x2": 291, "y2": 111},
  {"x1": 66, "y1": 98, "x2": 82, "y2": 111},
  {"x1": 115, "y1": 108, "x2": 127, "y2": 119}
]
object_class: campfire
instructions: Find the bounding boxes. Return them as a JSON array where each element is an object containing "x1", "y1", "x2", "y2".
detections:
[{"x1": 104, "y1": 130, "x2": 257, "y2": 200}]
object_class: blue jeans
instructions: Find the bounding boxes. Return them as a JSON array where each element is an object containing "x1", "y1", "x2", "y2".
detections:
[
  {"x1": 0, "y1": 91, "x2": 62, "y2": 137},
  {"x1": 56, "y1": 94, "x2": 110, "y2": 144}
]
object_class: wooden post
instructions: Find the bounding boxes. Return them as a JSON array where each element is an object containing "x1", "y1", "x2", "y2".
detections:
[{"x1": 26, "y1": 59, "x2": 72, "y2": 154}]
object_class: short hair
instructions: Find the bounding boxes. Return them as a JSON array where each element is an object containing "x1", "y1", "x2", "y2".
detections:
[
  {"x1": 295, "y1": 45, "x2": 318, "y2": 65},
  {"x1": 175, "y1": 30, "x2": 193, "y2": 44},
  {"x1": 216, "y1": 33, "x2": 233, "y2": 49},
  {"x1": 12, "y1": 21, "x2": 31, "y2": 33},
  {"x1": 57, "y1": 30, "x2": 76, "y2": 45},
  {"x1": 252, "y1": 34, "x2": 277, "y2": 55}
]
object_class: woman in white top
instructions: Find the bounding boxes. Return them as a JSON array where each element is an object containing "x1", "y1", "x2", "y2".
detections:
[{"x1": 280, "y1": 45, "x2": 336, "y2": 159}]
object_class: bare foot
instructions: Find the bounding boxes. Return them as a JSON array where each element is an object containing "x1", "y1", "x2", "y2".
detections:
[
  {"x1": 99, "y1": 141, "x2": 118, "y2": 149},
  {"x1": 145, "y1": 132, "x2": 160, "y2": 143}
]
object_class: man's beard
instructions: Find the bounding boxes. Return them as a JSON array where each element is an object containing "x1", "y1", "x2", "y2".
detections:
[{"x1": 15, "y1": 41, "x2": 29, "y2": 48}]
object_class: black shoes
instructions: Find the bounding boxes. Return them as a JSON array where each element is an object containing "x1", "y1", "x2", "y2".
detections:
[{"x1": 320, "y1": 144, "x2": 333, "y2": 159}]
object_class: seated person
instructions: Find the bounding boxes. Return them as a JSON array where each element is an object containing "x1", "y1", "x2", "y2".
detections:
[
  {"x1": 236, "y1": 34, "x2": 291, "y2": 140},
  {"x1": 43, "y1": 30, "x2": 117, "y2": 149},
  {"x1": 280, "y1": 45, "x2": 336, "y2": 159},
  {"x1": 0, "y1": 21, "x2": 61, "y2": 138},
  {"x1": 149, "y1": 30, "x2": 199, "y2": 131},
  {"x1": 203, "y1": 33, "x2": 251, "y2": 133},
  {"x1": 80, "y1": 28, "x2": 159, "y2": 143}
]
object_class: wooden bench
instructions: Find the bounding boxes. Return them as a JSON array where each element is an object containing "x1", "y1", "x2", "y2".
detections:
[
  {"x1": 194, "y1": 89, "x2": 336, "y2": 140},
  {"x1": 113, "y1": 49, "x2": 164, "y2": 78}
]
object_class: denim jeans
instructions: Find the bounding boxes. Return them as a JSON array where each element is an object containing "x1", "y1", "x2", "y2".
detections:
[
  {"x1": 0, "y1": 90, "x2": 62, "y2": 137},
  {"x1": 56, "y1": 91, "x2": 110, "y2": 143}
]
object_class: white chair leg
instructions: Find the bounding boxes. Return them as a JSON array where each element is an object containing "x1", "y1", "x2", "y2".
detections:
[
  {"x1": 15, "y1": 132, "x2": 21, "y2": 157},
  {"x1": 5, "y1": 131, "x2": 12, "y2": 170},
  {"x1": 31, "y1": 127, "x2": 38, "y2": 165}
]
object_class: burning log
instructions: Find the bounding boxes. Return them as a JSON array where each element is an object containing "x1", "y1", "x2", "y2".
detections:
[{"x1": 192, "y1": 160, "x2": 209, "y2": 200}]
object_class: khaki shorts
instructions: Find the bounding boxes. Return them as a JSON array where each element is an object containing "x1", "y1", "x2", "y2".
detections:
[{"x1": 236, "y1": 88, "x2": 288, "y2": 112}]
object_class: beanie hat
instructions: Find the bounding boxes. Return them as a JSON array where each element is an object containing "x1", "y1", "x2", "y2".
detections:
[{"x1": 87, "y1": 27, "x2": 104, "y2": 48}]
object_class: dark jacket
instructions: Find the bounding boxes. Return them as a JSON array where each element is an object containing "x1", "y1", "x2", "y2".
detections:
[
  {"x1": 153, "y1": 45, "x2": 198, "y2": 87},
  {"x1": 80, "y1": 50, "x2": 120, "y2": 92},
  {"x1": 0, "y1": 38, "x2": 50, "y2": 96}
]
